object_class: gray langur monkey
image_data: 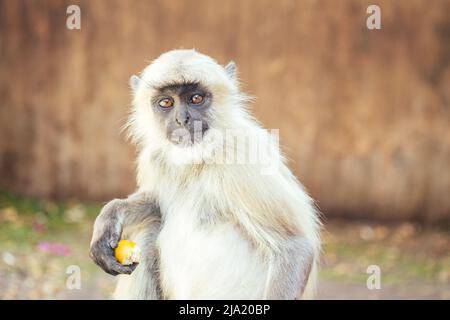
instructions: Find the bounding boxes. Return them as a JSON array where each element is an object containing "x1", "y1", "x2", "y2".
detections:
[{"x1": 89, "y1": 49, "x2": 321, "y2": 299}]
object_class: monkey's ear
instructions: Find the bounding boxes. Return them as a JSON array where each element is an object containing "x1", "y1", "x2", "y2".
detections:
[
  {"x1": 225, "y1": 61, "x2": 237, "y2": 80},
  {"x1": 129, "y1": 75, "x2": 141, "y2": 92}
]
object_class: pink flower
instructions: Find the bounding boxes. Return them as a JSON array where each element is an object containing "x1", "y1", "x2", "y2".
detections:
[
  {"x1": 32, "y1": 222, "x2": 45, "y2": 233},
  {"x1": 37, "y1": 241, "x2": 71, "y2": 256}
]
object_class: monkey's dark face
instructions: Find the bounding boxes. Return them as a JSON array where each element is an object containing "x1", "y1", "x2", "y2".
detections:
[{"x1": 152, "y1": 82, "x2": 212, "y2": 146}]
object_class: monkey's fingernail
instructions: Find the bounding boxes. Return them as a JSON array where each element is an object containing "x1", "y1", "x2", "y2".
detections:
[{"x1": 109, "y1": 240, "x2": 117, "y2": 248}]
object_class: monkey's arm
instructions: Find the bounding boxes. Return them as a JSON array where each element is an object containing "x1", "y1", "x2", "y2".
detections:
[
  {"x1": 89, "y1": 192, "x2": 160, "y2": 276},
  {"x1": 225, "y1": 169, "x2": 318, "y2": 299},
  {"x1": 262, "y1": 237, "x2": 314, "y2": 299}
]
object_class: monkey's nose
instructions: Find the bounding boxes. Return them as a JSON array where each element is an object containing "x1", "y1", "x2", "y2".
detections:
[{"x1": 175, "y1": 114, "x2": 189, "y2": 125}]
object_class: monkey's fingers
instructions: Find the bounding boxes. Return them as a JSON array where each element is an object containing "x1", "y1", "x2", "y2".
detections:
[
  {"x1": 108, "y1": 261, "x2": 139, "y2": 275},
  {"x1": 90, "y1": 242, "x2": 117, "y2": 273},
  {"x1": 90, "y1": 243, "x2": 138, "y2": 275},
  {"x1": 93, "y1": 253, "x2": 135, "y2": 276}
]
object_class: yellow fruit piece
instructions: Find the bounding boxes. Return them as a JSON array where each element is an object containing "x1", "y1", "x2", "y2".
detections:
[{"x1": 114, "y1": 240, "x2": 141, "y2": 265}]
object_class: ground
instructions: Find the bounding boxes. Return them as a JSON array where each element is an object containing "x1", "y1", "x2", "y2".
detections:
[{"x1": 0, "y1": 191, "x2": 449, "y2": 299}]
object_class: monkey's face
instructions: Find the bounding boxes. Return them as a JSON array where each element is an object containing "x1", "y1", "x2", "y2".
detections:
[
  {"x1": 152, "y1": 82, "x2": 212, "y2": 146},
  {"x1": 128, "y1": 49, "x2": 240, "y2": 158}
]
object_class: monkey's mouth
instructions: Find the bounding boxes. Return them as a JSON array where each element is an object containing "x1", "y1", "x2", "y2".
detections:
[{"x1": 168, "y1": 125, "x2": 209, "y2": 146}]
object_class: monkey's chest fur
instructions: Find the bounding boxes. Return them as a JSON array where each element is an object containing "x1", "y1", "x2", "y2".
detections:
[
  {"x1": 156, "y1": 200, "x2": 268, "y2": 299},
  {"x1": 134, "y1": 157, "x2": 273, "y2": 299}
]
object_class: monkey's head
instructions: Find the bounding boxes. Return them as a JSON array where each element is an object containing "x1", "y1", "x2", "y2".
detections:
[{"x1": 128, "y1": 50, "x2": 244, "y2": 163}]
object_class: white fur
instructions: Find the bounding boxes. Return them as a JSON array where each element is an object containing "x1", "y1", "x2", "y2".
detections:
[{"x1": 124, "y1": 49, "x2": 321, "y2": 299}]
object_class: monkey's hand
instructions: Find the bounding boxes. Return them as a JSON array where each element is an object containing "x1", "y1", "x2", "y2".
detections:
[{"x1": 89, "y1": 199, "x2": 137, "y2": 276}]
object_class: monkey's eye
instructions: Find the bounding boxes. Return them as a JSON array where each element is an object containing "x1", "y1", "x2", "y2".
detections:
[
  {"x1": 189, "y1": 94, "x2": 204, "y2": 105},
  {"x1": 158, "y1": 97, "x2": 174, "y2": 109}
]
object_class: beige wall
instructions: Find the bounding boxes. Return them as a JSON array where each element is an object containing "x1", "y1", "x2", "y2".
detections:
[{"x1": 0, "y1": 0, "x2": 449, "y2": 222}]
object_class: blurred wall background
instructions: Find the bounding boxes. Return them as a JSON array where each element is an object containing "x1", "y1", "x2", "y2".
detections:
[{"x1": 0, "y1": 0, "x2": 449, "y2": 223}]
